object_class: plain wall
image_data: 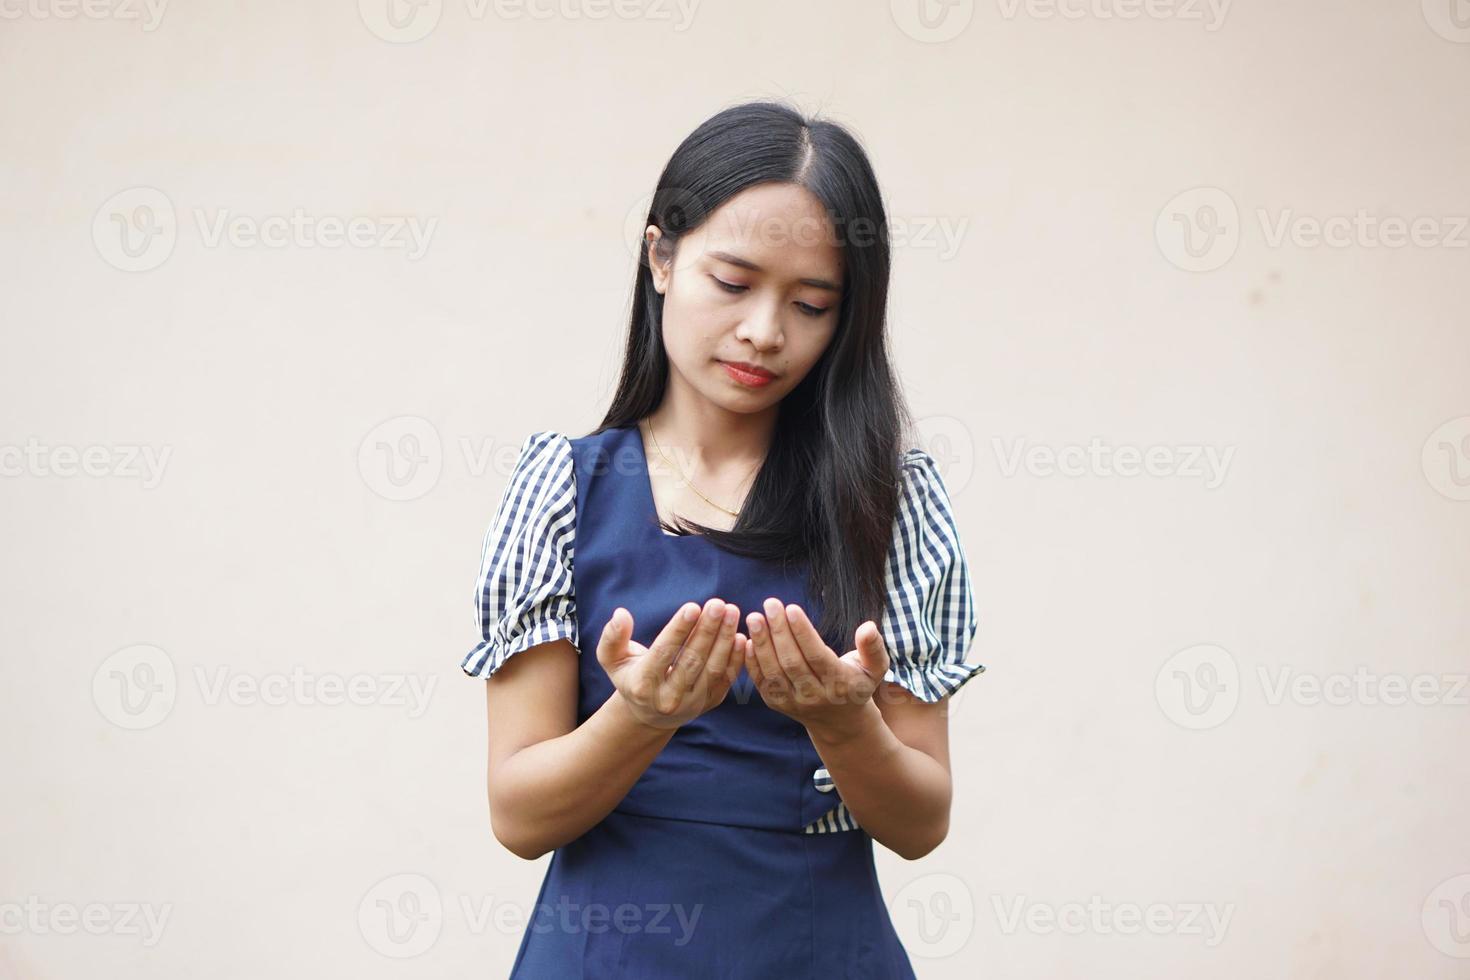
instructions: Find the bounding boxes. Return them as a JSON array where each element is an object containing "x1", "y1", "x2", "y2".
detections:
[{"x1": 2, "y1": 0, "x2": 1468, "y2": 976}]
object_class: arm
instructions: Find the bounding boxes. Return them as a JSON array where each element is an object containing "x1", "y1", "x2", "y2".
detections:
[
  {"x1": 744, "y1": 602, "x2": 957, "y2": 861},
  {"x1": 482, "y1": 637, "x2": 675, "y2": 860},
  {"x1": 805, "y1": 684, "x2": 953, "y2": 860},
  {"x1": 483, "y1": 599, "x2": 745, "y2": 860}
]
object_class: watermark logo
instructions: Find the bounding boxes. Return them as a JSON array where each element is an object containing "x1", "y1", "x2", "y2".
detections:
[
  {"x1": 890, "y1": 872, "x2": 975, "y2": 958},
  {"x1": 1422, "y1": 0, "x2": 1470, "y2": 43},
  {"x1": 360, "y1": 0, "x2": 700, "y2": 41},
  {"x1": 92, "y1": 644, "x2": 178, "y2": 730},
  {"x1": 622, "y1": 186, "x2": 970, "y2": 267},
  {"x1": 1156, "y1": 187, "x2": 1239, "y2": 272},
  {"x1": 1155, "y1": 643, "x2": 1239, "y2": 730},
  {"x1": 1159, "y1": 186, "x2": 1469, "y2": 271},
  {"x1": 1422, "y1": 416, "x2": 1470, "y2": 501},
  {"x1": 93, "y1": 187, "x2": 177, "y2": 273},
  {"x1": 359, "y1": 873, "x2": 443, "y2": 957},
  {"x1": 357, "y1": 873, "x2": 706, "y2": 956},
  {"x1": 623, "y1": 186, "x2": 709, "y2": 270},
  {"x1": 359, "y1": 0, "x2": 443, "y2": 42},
  {"x1": 93, "y1": 187, "x2": 438, "y2": 271},
  {"x1": 1423, "y1": 873, "x2": 1470, "y2": 958},
  {"x1": 91, "y1": 645, "x2": 437, "y2": 729},
  {"x1": 1158, "y1": 644, "x2": 1468, "y2": 728},
  {"x1": 358, "y1": 415, "x2": 443, "y2": 502},
  {"x1": 890, "y1": 0, "x2": 975, "y2": 42},
  {"x1": 916, "y1": 414, "x2": 977, "y2": 498}
]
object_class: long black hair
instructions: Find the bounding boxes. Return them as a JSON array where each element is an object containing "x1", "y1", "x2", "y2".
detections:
[{"x1": 591, "y1": 99, "x2": 913, "y2": 652}]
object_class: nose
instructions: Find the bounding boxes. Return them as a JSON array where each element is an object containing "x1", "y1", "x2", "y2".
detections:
[{"x1": 734, "y1": 297, "x2": 784, "y2": 352}]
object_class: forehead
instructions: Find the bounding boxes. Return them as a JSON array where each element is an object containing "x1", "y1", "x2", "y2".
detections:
[{"x1": 695, "y1": 182, "x2": 844, "y2": 283}]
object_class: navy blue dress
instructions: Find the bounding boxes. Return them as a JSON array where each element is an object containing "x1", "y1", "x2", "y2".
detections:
[{"x1": 462, "y1": 422, "x2": 985, "y2": 978}]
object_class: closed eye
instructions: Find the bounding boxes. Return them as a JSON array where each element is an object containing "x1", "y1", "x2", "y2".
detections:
[
  {"x1": 711, "y1": 275, "x2": 747, "y2": 294},
  {"x1": 712, "y1": 276, "x2": 830, "y2": 318}
]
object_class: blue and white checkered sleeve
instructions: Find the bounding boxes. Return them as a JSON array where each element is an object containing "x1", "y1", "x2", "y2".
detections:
[
  {"x1": 877, "y1": 448, "x2": 985, "y2": 702},
  {"x1": 460, "y1": 431, "x2": 579, "y2": 679}
]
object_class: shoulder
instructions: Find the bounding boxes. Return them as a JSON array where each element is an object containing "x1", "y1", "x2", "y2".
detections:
[
  {"x1": 885, "y1": 445, "x2": 966, "y2": 563},
  {"x1": 503, "y1": 430, "x2": 577, "y2": 492},
  {"x1": 513, "y1": 429, "x2": 575, "y2": 466},
  {"x1": 484, "y1": 431, "x2": 578, "y2": 542},
  {"x1": 892, "y1": 447, "x2": 960, "y2": 529},
  {"x1": 898, "y1": 446, "x2": 941, "y2": 486}
]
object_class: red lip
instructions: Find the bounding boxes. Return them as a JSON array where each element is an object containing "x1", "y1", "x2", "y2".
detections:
[{"x1": 721, "y1": 360, "x2": 777, "y2": 380}]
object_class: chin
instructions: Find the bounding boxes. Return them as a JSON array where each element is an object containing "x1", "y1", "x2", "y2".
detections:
[{"x1": 703, "y1": 380, "x2": 777, "y2": 413}]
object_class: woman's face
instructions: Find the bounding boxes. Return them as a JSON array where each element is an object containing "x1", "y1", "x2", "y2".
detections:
[{"x1": 646, "y1": 181, "x2": 844, "y2": 414}]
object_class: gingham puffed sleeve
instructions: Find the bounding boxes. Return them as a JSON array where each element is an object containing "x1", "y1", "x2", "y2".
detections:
[
  {"x1": 877, "y1": 448, "x2": 985, "y2": 701},
  {"x1": 460, "y1": 431, "x2": 579, "y2": 679}
]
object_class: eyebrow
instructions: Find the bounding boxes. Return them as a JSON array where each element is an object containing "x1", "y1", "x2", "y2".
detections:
[{"x1": 706, "y1": 250, "x2": 843, "y2": 293}]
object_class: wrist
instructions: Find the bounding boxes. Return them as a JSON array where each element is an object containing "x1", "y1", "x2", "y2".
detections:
[
  {"x1": 805, "y1": 697, "x2": 883, "y2": 747},
  {"x1": 607, "y1": 691, "x2": 680, "y2": 743}
]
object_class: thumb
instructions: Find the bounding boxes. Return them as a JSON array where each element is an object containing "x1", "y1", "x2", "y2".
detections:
[
  {"x1": 597, "y1": 607, "x2": 632, "y2": 667},
  {"x1": 852, "y1": 621, "x2": 889, "y2": 680}
]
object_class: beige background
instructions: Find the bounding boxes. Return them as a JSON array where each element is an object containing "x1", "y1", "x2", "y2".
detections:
[{"x1": 3, "y1": 0, "x2": 1469, "y2": 977}]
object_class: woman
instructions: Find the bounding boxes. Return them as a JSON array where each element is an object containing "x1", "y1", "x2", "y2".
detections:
[{"x1": 461, "y1": 99, "x2": 985, "y2": 978}]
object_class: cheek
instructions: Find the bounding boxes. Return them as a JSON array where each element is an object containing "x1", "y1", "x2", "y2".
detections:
[
  {"x1": 787, "y1": 324, "x2": 837, "y2": 370},
  {"x1": 661, "y1": 286, "x2": 731, "y2": 353}
]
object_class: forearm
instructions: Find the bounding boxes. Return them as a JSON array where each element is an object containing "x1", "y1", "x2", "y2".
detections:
[
  {"x1": 806, "y1": 700, "x2": 952, "y2": 860},
  {"x1": 490, "y1": 690, "x2": 673, "y2": 859}
]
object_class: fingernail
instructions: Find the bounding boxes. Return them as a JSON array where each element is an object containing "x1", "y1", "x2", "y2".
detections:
[{"x1": 684, "y1": 604, "x2": 698, "y2": 622}]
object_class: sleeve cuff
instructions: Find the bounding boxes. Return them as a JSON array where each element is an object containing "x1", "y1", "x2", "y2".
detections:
[{"x1": 460, "y1": 617, "x2": 580, "y2": 679}]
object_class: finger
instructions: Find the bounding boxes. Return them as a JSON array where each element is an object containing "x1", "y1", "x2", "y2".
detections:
[
  {"x1": 726, "y1": 632, "x2": 748, "y2": 687},
  {"x1": 702, "y1": 603, "x2": 739, "y2": 685},
  {"x1": 693, "y1": 603, "x2": 739, "y2": 700},
  {"x1": 784, "y1": 604, "x2": 840, "y2": 671},
  {"x1": 746, "y1": 609, "x2": 788, "y2": 699},
  {"x1": 853, "y1": 620, "x2": 890, "y2": 679},
  {"x1": 596, "y1": 607, "x2": 633, "y2": 668},
  {"x1": 667, "y1": 598, "x2": 726, "y2": 693},
  {"x1": 786, "y1": 603, "x2": 846, "y2": 701},
  {"x1": 762, "y1": 598, "x2": 821, "y2": 699},
  {"x1": 649, "y1": 601, "x2": 703, "y2": 674}
]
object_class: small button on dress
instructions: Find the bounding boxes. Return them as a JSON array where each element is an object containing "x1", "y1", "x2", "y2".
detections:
[{"x1": 461, "y1": 422, "x2": 985, "y2": 978}]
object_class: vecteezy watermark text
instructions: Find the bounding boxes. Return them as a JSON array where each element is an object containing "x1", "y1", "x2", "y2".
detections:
[
  {"x1": 992, "y1": 436, "x2": 1235, "y2": 489},
  {"x1": 92, "y1": 644, "x2": 437, "y2": 729},
  {"x1": 992, "y1": 894, "x2": 1234, "y2": 946},
  {"x1": 358, "y1": 873, "x2": 703, "y2": 958},
  {"x1": 0, "y1": 0, "x2": 168, "y2": 29},
  {"x1": 0, "y1": 439, "x2": 171, "y2": 488},
  {"x1": 1156, "y1": 644, "x2": 1470, "y2": 730},
  {"x1": 93, "y1": 187, "x2": 438, "y2": 272},
  {"x1": 0, "y1": 897, "x2": 172, "y2": 946}
]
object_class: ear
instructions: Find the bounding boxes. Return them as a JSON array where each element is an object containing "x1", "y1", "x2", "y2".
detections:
[{"x1": 645, "y1": 225, "x2": 670, "y2": 295}]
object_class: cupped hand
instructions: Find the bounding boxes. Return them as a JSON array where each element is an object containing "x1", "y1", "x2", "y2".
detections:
[
  {"x1": 596, "y1": 598, "x2": 747, "y2": 730},
  {"x1": 745, "y1": 598, "x2": 889, "y2": 736}
]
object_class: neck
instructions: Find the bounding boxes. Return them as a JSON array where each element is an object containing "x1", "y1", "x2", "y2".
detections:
[{"x1": 644, "y1": 374, "x2": 776, "y2": 474}]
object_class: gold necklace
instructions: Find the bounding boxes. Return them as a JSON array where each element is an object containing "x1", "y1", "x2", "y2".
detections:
[{"x1": 645, "y1": 418, "x2": 760, "y2": 519}]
